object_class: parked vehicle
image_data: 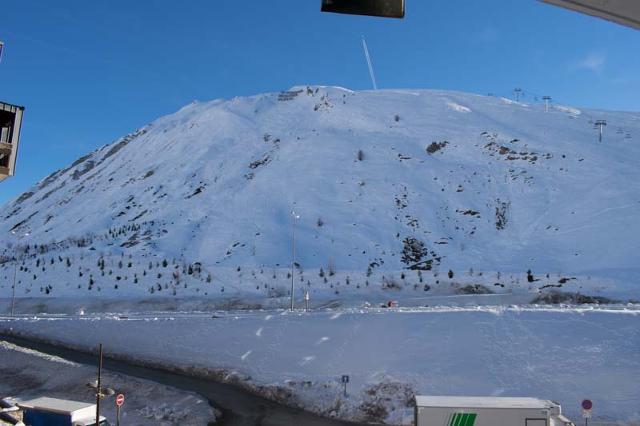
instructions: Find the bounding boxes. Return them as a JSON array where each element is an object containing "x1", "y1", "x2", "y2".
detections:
[
  {"x1": 19, "y1": 397, "x2": 109, "y2": 426},
  {"x1": 414, "y1": 396, "x2": 575, "y2": 426}
]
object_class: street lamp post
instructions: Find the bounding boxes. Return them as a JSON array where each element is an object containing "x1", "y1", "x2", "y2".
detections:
[
  {"x1": 9, "y1": 230, "x2": 29, "y2": 317},
  {"x1": 96, "y1": 343, "x2": 103, "y2": 423},
  {"x1": 290, "y1": 211, "x2": 300, "y2": 311},
  {"x1": 10, "y1": 260, "x2": 17, "y2": 316},
  {"x1": 87, "y1": 343, "x2": 115, "y2": 425}
]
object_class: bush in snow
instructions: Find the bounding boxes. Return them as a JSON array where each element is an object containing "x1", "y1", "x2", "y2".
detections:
[
  {"x1": 426, "y1": 141, "x2": 448, "y2": 154},
  {"x1": 456, "y1": 284, "x2": 492, "y2": 295},
  {"x1": 328, "y1": 259, "x2": 336, "y2": 276},
  {"x1": 527, "y1": 269, "x2": 535, "y2": 283},
  {"x1": 381, "y1": 275, "x2": 402, "y2": 290}
]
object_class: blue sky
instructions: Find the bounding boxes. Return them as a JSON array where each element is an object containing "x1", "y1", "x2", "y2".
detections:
[{"x1": 1, "y1": 0, "x2": 638, "y2": 204}]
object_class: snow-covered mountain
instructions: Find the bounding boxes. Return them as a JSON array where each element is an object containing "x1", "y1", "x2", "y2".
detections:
[{"x1": 1, "y1": 86, "x2": 639, "y2": 302}]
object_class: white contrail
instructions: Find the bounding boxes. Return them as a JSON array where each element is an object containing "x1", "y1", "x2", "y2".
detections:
[{"x1": 362, "y1": 36, "x2": 378, "y2": 90}]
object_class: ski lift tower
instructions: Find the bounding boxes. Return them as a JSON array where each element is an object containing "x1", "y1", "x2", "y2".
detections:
[
  {"x1": 595, "y1": 120, "x2": 607, "y2": 143},
  {"x1": 514, "y1": 88, "x2": 523, "y2": 102}
]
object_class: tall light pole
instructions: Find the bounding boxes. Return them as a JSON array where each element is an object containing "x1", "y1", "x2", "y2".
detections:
[
  {"x1": 87, "y1": 343, "x2": 115, "y2": 425},
  {"x1": 96, "y1": 343, "x2": 103, "y2": 423},
  {"x1": 290, "y1": 211, "x2": 300, "y2": 311},
  {"x1": 10, "y1": 260, "x2": 17, "y2": 317},
  {"x1": 9, "y1": 230, "x2": 29, "y2": 317}
]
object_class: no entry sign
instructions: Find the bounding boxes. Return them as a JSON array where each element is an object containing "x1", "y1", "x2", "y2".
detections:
[{"x1": 116, "y1": 394, "x2": 125, "y2": 407}]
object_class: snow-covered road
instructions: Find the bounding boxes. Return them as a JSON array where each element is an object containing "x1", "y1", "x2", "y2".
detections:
[
  {"x1": 0, "y1": 339, "x2": 216, "y2": 425},
  {"x1": 1, "y1": 305, "x2": 639, "y2": 425}
]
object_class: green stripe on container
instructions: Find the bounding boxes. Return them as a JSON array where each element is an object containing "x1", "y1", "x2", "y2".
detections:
[
  {"x1": 448, "y1": 412, "x2": 478, "y2": 426},
  {"x1": 466, "y1": 413, "x2": 477, "y2": 426},
  {"x1": 461, "y1": 413, "x2": 471, "y2": 426},
  {"x1": 449, "y1": 413, "x2": 458, "y2": 426},
  {"x1": 454, "y1": 413, "x2": 464, "y2": 426}
]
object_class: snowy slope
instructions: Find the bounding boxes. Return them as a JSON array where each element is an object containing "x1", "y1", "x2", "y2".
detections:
[{"x1": 1, "y1": 86, "x2": 639, "y2": 302}]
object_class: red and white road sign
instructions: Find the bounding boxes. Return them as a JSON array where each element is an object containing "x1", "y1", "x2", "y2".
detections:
[
  {"x1": 116, "y1": 394, "x2": 125, "y2": 407},
  {"x1": 582, "y1": 399, "x2": 593, "y2": 418}
]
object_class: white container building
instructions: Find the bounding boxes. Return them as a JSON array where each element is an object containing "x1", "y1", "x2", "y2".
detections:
[{"x1": 414, "y1": 396, "x2": 575, "y2": 426}]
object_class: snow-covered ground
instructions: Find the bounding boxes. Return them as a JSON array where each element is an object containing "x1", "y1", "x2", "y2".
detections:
[
  {"x1": 2, "y1": 306, "x2": 639, "y2": 425},
  {"x1": 1, "y1": 87, "x2": 639, "y2": 305},
  {"x1": 1, "y1": 86, "x2": 639, "y2": 425},
  {"x1": 0, "y1": 339, "x2": 216, "y2": 425}
]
